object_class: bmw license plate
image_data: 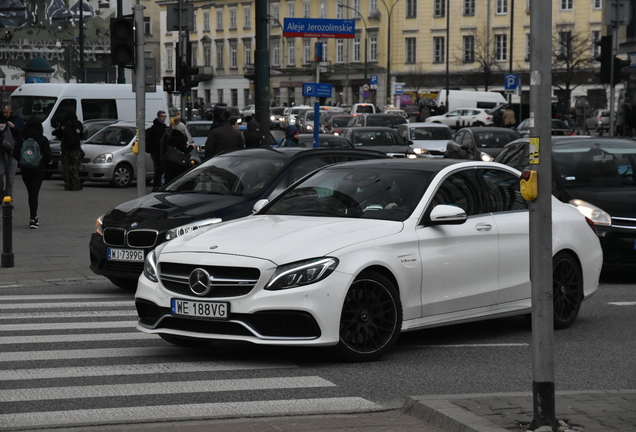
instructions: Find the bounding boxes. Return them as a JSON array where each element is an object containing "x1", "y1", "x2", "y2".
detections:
[
  {"x1": 171, "y1": 298, "x2": 229, "y2": 320},
  {"x1": 107, "y1": 248, "x2": 144, "y2": 262}
]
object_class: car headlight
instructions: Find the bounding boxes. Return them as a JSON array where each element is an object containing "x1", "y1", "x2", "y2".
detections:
[
  {"x1": 306, "y1": 125, "x2": 313, "y2": 131},
  {"x1": 265, "y1": 257, "x2": 339, "y2": 290},
  {"x1": 333, "y1": 132, "x2": 339, "y2": 136},
  {"x1": 143, "y1": 250, "x2": 158, "y2": 283},
  {"x1": 270, "y1": 115, "x2": 275, "y2": 121},
  {"x1": 164, "y1": 218, "x2": 223, "y2": 241},
  {"x1": 94, "y1": 153, "x2": 113, "y2": 163},
  {"x1": 411, "y1": 147, "x2": 429, "y2": 155},
  {"x1": 569, "y1": 199, "x2": 611, "y2": 226},
  {"x1": 480, "y1": 152, "x2": 494, "y2": 162},
  {"x1": 94, "y1": 214, "x2": 104, "y2": 235}
]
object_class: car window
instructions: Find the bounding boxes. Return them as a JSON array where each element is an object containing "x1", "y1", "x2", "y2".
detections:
[
  {"x1": 187, "y1": 124, "x2": 213, "y2": 137},
  {"x1": 494, "y1": 143, "x2": 528, "y2": 171},
  {"x1": 553, "y1": 144, "x2": 636, "y2": 187},
  {"x1": 473, "y1": 131, "x2": 519, "y2": 148},
  {"x1": 351, "y1": 131, "x2": 400, "y2": 146},
  {"x1": 429, "y1": 170, "x2": 483, "y2": 216},
  {"x1": 448, "y1": 110, "x2": 462, "y2": 116},
  {"x1": 85, "y1": 127, "x2": 135, "y2": 146},
  {"x1": 480, "y1": 169, "x2": 528, "y2": 212},
  {"x1": 333, "y1": 116, "x2": 352, "y2": 127}
]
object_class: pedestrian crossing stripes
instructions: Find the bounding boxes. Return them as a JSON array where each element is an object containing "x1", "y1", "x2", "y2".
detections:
[{"x1": 0, "y1": 292, "x2": 381, "y2": 430}]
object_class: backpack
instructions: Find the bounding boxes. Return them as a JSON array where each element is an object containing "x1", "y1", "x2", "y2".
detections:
[{"x1": 19, "y1": 138, "x2": 43, "y2": 168}]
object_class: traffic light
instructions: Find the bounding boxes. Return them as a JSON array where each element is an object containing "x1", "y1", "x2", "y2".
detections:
[
  {"x1": 184, "y1": 67, "x2": 199, "y2": 89},
  {"x1": 594, "y1": 36, "x2": 612, "y2": 84},
  {"x1": 613, "y1": 57, "x2": 630, "y2": 84},
  {"x1": 163, "y1": 77, "x2": 175, "y2": 93},
  {"x1": 110, "y1": 15, "x2": 135, "y2": 68}
]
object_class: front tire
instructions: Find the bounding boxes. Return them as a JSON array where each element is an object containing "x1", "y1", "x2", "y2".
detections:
[
  {"x1": 335, "y1": 270, "x2": 402, "y2": 362},
  {"x1": 111, "y1": 164, "x2": 133, "y2": 188},
  {"x1": 552, "y1": 251, "x2": 583, "y2": 329}
]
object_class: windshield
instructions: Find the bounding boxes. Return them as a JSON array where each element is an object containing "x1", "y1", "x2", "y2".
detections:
[
  {"x1": 553, "y1": 141, "x2": 636, "y2": 188},
  {"x1": 333, "y1": 117, "x2": 352, "y2": 127},
  {"x1": 9, "y1": 96, "x2": 57, "y2": 121},
  {"x1": 351, "y1": 130, "x2": 406, "y2": 147},
  {"x1": 409, "y1": 126, "x2": 453, "y2": 141},
  {"x1": 187, "y1": 123, "x2": 213, "y2": 137},
  {"x1": 84, "y1": 126, "x2": 136, "y2": 146},
  {"x1": 163, "y1": 154, "x2": 286, "y2": 195},
  {"x1": 263, "y1": 167, "x2": 431, "y2": 221}
]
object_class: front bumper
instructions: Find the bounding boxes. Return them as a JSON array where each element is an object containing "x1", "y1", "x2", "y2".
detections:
[
  {"x1": 89, "y1": 232, "x2": 155, "y2": 281},
  {"x1": 597, "y1": 224, "x2": 636, "y2": 269}
]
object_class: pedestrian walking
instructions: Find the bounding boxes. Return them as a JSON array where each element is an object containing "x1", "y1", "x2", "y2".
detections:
[
  {"x1": 243, "y1": 118, "x2": 262, "y2": 148},
  {"x1": 203, "y1": 110, "x2": 244, "y2": 159},
  {"x1": 282, "y1": 125, "x2": 300, "y2": 147},
  {"x1": 503, "y1": 108, "x2": 517, "y2": 128},
  {"x1": 163, "y1": 121, "x2": 194, "y2": 184},
  {"x1": 12, "y1": 116, "x2": 51, "y2": 228},
  {"x1": 146, "y1": 110, "x2": 169, "y2": 190},
  {"x1": 0, "y1": 102, "x2": 24, "y2": 200},
  {"x1": 53, "y1": 108, "x2": 83, "y2": 191}
]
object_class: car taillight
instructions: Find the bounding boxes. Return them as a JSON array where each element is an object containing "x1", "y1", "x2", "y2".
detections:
[
  {"x1": 585, "y1": 217, "x2": 597, "y2": 234},
  {"x1": 485, "y1": 115, "x2": 491, "y2": 120}
]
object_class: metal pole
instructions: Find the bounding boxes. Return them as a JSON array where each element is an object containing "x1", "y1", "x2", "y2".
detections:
[
  {"x1": 134, "y1": 3, "x2": 146, "y2": 197},
  {"x1": 255, "y1": 0, "x2": 271, "y2": 130},
  {"x1": 117, "y1": 0, "x2": 125, "y2": 83},
  {"x1": 508, "y1": 0, "x2": 514, "y2": 104},
  {"x1": 1, "y1": 197, "x2": 14, "y2": 268},
  {"x1": 529, "y1": 0, "x2": 556, "y2": 429},
  {"x1": 445, "y1": 0, "x2": 449, "y2": 107},
  {"x1": 380, "y1": 0, "x2": 400, "y2": 107}
]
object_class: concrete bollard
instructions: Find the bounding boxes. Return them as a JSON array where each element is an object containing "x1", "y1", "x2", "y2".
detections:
[{"x1": 2, "y1": 196, "x2": 14, "y2": 268}]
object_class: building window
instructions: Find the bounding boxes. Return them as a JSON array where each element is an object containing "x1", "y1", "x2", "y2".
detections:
[
  {"x1": 272, "y1": 40, "x2": 280, "y2": 65},
  {"x1": 462, "y1": 35, "x2": 474, "y2": 63},
  {"x1": 143, "y1": 16, "x2": 151, "y2": 35},
  {"x1": 525, "y1": 32, "x2": 530, "y2": 61},
  {"x1": 229, "y1": 8, "x2": 237, "y2": 29},
  {"x1": 231, "y1": 89, "x2": 238, "y2": 107},
  {"x1": 434, "y1": 0, "x2": 445, "y2": 17},
  {"x1": 405, "y1": 38, "x2": 416, "y2": 64},
  {"x1": 496, "y1": 0, "x2": 507, "y2": 14},
  {"x1": 216, "y1": 9, "x2": 223, "y2": 30},
  {"x1": 560, "y1": 0, "x2": 572, "y2": 11},
  {"x1": 218, "y1": 89, "x2": 224, "y2": 104},
  {"x1": 336, "y1": 39, "x2": 344, "y2": 63},
  {"x1": 166, "y1": 45, "x2": 173, "y2": 71},
  {"x1": 271, "y1": 3, "x2": 280, "y2": 22},
  {"x1": 336, "y1": 0, "x2": 343, "y2": 19},
  {"x1": 244, "y1": 40, "x2": 251, "y2": 65},
  {"x1": 370, "y1": 0, "x2": 377, "y2": 11},
  {"x1": 216, "y1": 41, "x2": 224, "y2": 68},
  {"x1": 593, "y1": 0, "x2": 601, "y2": 9},
  {"x1": 495, "y1": 34, "x2": 507, "y2": 61},
  {"x1": 463, "y1": 0, "x2": 475, "y2": 16},
  {"x1": 558, "y1": 31, "x2": 572, "y2": 58},
  {"x1": 287, "y1": 2, "x2": 295, "y2": 18},
  {"x1": 303, "y1": 1, "x2": 310, "y2": 18},
  {"x1": 203, "y1": 11, "x2": 210, "y2": 31},
  {"x1": 320, "y1": 0, "x2": 326, "y2": 18},
  {"x1": 353, "y1": 0, "x2": 361, "y2": 14},
  {"x1": 243, "y1": 6, "x2": 251, "y2": 28},
  {"x1": 204, "y1": 46, "x2": 211, "y2": 66},
  {"x1": 406, "y1": 0, "x2": 416, "y2": 18},
  {"x1": 433, "y1": 36, "x2": 445, "y2": 63},
  {"x1": 229, "y1": 42, "x2": 236, "y2": 68},
  {"x1": 303, "y1": 39, "x2": 311, "y2": 64},
  {"x1": 320, "y1": 40, "x2": 328, "y2": 65},
  {"x1": 191, "y1": 43, "x2": 197, "y2": 66},
  {"x1": 370, "y1": 35, "x2": 378, "y2": 61},
  {"x1": 353, "y1": 36, "x2": 361, "y2": 62},
  {"x1": 287, "y1": 39, "x2": 295, "y2": 65},
  {"x1": 591, "y1": 30, "x2": 601, "y2": 57}
]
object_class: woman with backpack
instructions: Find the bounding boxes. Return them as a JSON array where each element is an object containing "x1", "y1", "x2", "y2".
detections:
[{"x1": 12, "y1": 117, "x2": 51, "y2": 229}]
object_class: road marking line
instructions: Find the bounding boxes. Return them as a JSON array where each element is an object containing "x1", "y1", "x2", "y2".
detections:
[
  {"x1": 0, "y1": 321, "x2": 137, "y2": 331},
  {"x1": 0, "y1": 332, "x2": 151, "y2": 344},
  {"x1": 608, "y1": 302, "x2": 636, "y2": 306},
  {"x1": 0, "y1": 301, "x2": 133, "y2": 310},
  {"x1": 0, "y1": 347, "x2": 189, "y2": 362}
]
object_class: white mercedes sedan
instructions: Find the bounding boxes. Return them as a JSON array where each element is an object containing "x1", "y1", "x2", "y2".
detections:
[{"x1": 135, "y1": 159, "x2": 602, "y2": 362}]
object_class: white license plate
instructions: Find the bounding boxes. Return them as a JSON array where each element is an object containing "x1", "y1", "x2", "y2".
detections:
[
  {"x1": 107, "y1": 248, "x2": 144, "y2": 262},
  {"x1": 171, "y1": 299, "x2": 229, "y2": 320}
]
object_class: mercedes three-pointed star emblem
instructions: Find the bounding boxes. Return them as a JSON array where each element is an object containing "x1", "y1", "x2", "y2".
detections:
[{"x1": 189, "y1": 268, "x2": 213, "y2": 296}]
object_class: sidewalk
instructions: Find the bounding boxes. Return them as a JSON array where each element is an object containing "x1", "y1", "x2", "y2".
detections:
[{"x1": 2, "y1": 179, "x2": 635, "y2": 432}]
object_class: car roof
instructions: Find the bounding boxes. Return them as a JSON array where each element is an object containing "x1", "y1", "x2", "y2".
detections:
[
  {"x1": 219, "y1": 146, "x2": 388, "y2": 160},
  {"x1": 342, "y1": 126, "x2": 396, "y2": 131},
  {"x1": 404, "y1": 122, "x2": 452, "y2": 128},
  {"x1": 326, "y1": 157, "x2": 496, "y2": 174},
  {"x1": 460, "y1": 126, "x2": 519, "y2": 133}
]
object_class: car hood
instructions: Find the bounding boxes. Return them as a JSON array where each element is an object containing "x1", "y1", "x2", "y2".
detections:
[
  {"x1": 160, "y1": 215, "x2": 404, "y2": 264},
  {"x1": 103, "y1": 192, "x2": 254, "y2": 233},
  {"x1": 411, "y1": 139, "x2": 449, "y2": 152},
  {"x1": 563, "y1": 186, "x2": 636, "y2": 218}
]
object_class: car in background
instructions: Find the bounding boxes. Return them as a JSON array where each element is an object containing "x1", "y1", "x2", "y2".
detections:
[
  {"x1": 347, "y1": 113, "x2": 408, "y2": 129},
  {"x1": 339, "y1": 126, "x2": 421, "y2": 158},
  {"x1": 382, "y1": 108, "x2": 409, "y2": 120},
  {"x1": 324, "y1": 114, "x2": 355, "y2": 135},
  {"x1": 204, "y1": 105, "x2": 241, "y2": 125},
  {"x1": 445, "y1": 126, "x2": 520, "y2": 161},
  {"x1": 297, "y1": 109, "x2": 317, "y2": 133},
  {"x1": 516, "y1": 118, "x2": 574, "y2": 137},
  {"x1": 396, "y1": 122, "x2": 454, "y2": 158},
  {"x1": 240, "y1": 104, "x2": 255, "y2": 119},
  {"x1": 134, "y1": 158, "x2": 601, "y2": 361},
  {"x1": 270, "y1": 106, "x2": 286, "y2": 129},
  {"x1": 585, "y1": 109, "x2": 610, "y2": 134},
  {"x1": 185, "y1": 120, "x2": 213, "y2": 158},
  {"x1": 284, "y1": 105, "x2": 312, "y2": 128},
  {"x1": 425, "y1": 108, "x2": 494, "y2": 128},
  {"x1": 277, "y1": 134, "x2": 353, "y2": 148},
  {"x1": 89, "y1": 147, "x2": 389, "y2": 289},
  {"x1": 495, "y1": 136, "x2": 636, "y2": 270}
]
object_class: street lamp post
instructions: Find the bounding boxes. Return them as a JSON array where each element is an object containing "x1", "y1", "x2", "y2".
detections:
[
  {"x1": 379, "y1": 0, "x2": 400, "y2": 106},
  {"x1": 338, "y1": 4, "x2": 368, "y2": 83}
]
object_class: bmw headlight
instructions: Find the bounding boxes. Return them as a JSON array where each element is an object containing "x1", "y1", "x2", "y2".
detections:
[
  {"x1": 569, "y1": 199, "x2": 611, "y2": 226},
  {"x1": 94, "y1": 214, "x2": 104, "y2": 235},
  {"x1": 143, "y1": 250, "x2": 158, "y2": 283},
  {"x1": 265, "y1": 257, "x2": 339, "y2": 290},
  {"x1": 480, "y1": 152, "x2": 494, "y2": 162},
  {"x1": 164, "y1": 218, "x2": 223, "y2": 241},
  {"x1": 94, "y1": 153, "x2": 114, "y2": 163}
]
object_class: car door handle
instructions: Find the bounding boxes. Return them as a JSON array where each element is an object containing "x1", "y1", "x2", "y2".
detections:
[{"x1": 475, "y1": 223, "x2": 492, "y2": 232}]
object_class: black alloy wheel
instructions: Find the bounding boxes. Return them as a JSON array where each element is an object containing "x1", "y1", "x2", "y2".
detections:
[
  {"x1": 552, "y1": 251, "x2": 584, "y2": 329},
  {"x1": 336, "y1": 270, "x2": 402, "y2": 362}
]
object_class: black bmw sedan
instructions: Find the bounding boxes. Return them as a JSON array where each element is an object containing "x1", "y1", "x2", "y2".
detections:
[{"x1": 89, "y1": 147, "x2": 389, "y2": 289}]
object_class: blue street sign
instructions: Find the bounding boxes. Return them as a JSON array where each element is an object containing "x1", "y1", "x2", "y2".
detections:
[
  {"x1": 303, "y1": 83, "x2": 333, "y2": 98},
  {"x1": 283, "y1": 18, "x2": 355, "y2": 39},
  {"x1": 395, "y1": 84, "x2": 403, "y2": 94},
  {"x1": 370, "y1": 75, "x2": 379, "y2": 85},
  {"x1": 505, "y1": 73, "x2": 518, "y2": 92}
]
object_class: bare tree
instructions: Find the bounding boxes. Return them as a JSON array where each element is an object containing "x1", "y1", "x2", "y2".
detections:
[
  {"x1": 452, "y1": 28, "x2": 504, "y2": 91},
  {"x1": 552, "y1": 30, "x2": 597, "y2": 109},
  {"x1": 403, "y1": 63, "x2": 431, "y2": 106}
]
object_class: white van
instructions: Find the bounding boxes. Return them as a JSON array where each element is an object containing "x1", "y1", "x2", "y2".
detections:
[
  {"x1": 436, "y1": 90, "x2": 506, "y2": 112},
  {"x1": 350, "y1": 103, "x2": 377, "y2": 114},
  {"x1": 9, "y1": 83, "x2": 169, "y2": 140}
]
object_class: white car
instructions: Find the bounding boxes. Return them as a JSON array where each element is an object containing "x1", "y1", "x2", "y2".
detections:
[
  {"x1": 240, "y1": 104, "x2": 255, "y2": 119},
  {"x1": 425, "y1": 108, "x2": 494, "y2": 127},
  {"x1": 396, "y1": 122, "x2": 454, "y2": 157},
  {"x1": 135, "y1": 159, "x2": 602, "y2": 361}
]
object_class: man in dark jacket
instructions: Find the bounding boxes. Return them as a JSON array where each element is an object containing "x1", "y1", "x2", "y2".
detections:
[
  {"x1": 0, "y1": 102, "x2": 24, "y2": 199},
  {"x1": 146, "y1": 110, "x2": 169, "y2": 190},
  {"x1": 204, "y1": 110, "x2": 244, "y2": 159}
]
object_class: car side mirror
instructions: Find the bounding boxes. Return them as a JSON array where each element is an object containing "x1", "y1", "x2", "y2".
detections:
[
  {"x1": 252, "y1": 199, "x2": 269, "y2": 214},
  {"x1": 424, "y1": 204, "x2": 467, "y2": 226}
]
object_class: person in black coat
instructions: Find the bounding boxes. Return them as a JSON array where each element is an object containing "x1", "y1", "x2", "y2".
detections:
[
  {"x1": 163, "y1": 121, "x2": 194, "y2": 184},
  {"x1": 146, "y1": 111, "x2": 169, "y2": 190},
  {"x1": 52, "y1": 108, "x2": 83, "y2": 191},
  {"x1": 12, "y1": 116, "x2": 52, "y2": 228}
]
